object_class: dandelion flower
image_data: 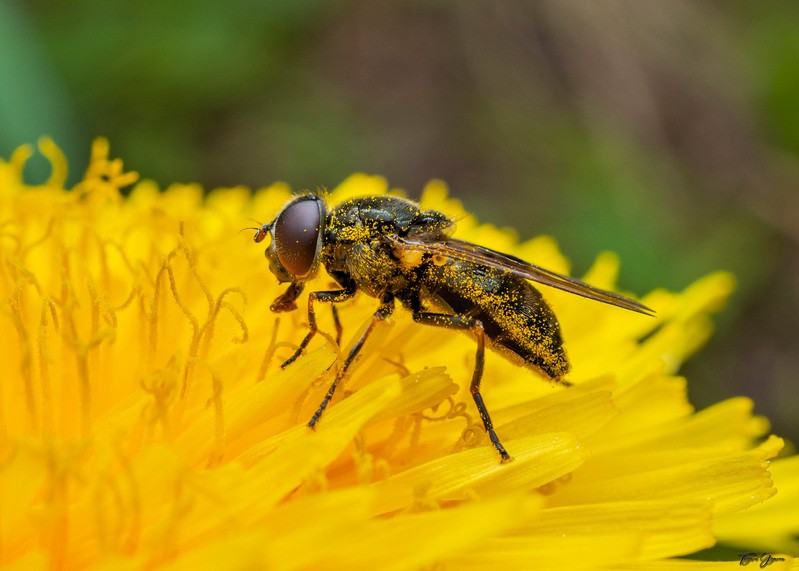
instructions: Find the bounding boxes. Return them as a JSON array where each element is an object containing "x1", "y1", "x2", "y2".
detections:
[{"x1": 0, "y1": 139, "x2": 796, "y2": 570}]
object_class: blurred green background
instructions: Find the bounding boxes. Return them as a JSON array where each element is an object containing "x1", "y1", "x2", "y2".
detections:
[{"x1": 1, "y1": 1, "x2": 797, "y2": 445}]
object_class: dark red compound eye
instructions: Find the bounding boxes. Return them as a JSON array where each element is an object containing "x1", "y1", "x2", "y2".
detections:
[{"x1": 273, "y1": 198, "x2": 323, "y2": 277}]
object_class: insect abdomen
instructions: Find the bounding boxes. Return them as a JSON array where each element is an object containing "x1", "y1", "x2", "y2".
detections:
[{"x1": 423, "y1": 259, "x2": 570, "y2": 380}]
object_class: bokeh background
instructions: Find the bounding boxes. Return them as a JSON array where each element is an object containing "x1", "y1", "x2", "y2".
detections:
[{"x1": 2, "y1": 1, "x2": 797, "y2": 446}]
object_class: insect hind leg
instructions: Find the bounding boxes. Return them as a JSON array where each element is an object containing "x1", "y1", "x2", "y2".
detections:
[{"x1": 411, "y1": 311, "x2": 513, "y2": 463}]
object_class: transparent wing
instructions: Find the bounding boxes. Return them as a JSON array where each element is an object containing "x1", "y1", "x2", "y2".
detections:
[{"x1": 392, "y1": 235, "x2": 655, "y2": 316}]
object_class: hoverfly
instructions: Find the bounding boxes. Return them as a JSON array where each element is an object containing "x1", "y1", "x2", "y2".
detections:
[{"x1": 254, "y1": 193, "x2": 653, "y2": 462}]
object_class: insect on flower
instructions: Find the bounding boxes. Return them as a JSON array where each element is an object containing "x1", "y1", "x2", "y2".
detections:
[{"x1": 254, "y1": 194, "x2": 654, "y2": 462}]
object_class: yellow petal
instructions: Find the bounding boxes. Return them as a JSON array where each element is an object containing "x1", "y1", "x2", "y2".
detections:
[
  {"x1": 714, "y1": 454, "x2": 799, "y2": 554},
  {"x1": 372, "y1": 432, "x2": 586, "y2": 514}
]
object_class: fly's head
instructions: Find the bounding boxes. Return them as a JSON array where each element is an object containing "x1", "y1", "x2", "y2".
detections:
[{"x1": 255, "y1": 195, "x2": 328, "y2": 283}]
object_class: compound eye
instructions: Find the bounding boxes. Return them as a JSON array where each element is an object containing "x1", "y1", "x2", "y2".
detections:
[{"x1": 273, "y1": 198, "x2": 323, "y2": 278}]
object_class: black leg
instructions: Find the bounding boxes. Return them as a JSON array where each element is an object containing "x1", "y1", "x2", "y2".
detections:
[
  {"x1": 308, "y1": 296, "x2": 395, "y2": 429},
  {"x1": 280, "y1": 286, "x2": 356, "y2": 369},
  {"x1": 331, "y1": 305, "x2": 343, "y2": 347},
  {"x1": 412, "y1": 311, "x2": 513, "y2": 463}
]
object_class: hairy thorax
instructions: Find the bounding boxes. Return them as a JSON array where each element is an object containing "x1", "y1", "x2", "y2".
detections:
[{"x1": 322, "y1": 240, "x2": 412, "y2": 298}]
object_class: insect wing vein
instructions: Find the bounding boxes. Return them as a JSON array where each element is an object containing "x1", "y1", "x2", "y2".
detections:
[{"x1": 392, "y1": 236, "x2": 654, "y2": 316}]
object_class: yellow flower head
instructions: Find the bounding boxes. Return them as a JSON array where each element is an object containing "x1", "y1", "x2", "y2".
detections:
[{"x1": 0, "y1": 139, "x2": 796, "y2": 570}]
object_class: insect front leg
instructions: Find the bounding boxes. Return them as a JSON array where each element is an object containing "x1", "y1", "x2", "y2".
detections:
[
  {"x1": 280, "y1": 284, "x2": 357, "y2": 369},
  {"x1": 331, "y1": 305, "x2": 343, "y2": 347},
  {"x1": 411, "y1": 311, "x2": 513, "y2": 463},
  {"x1": 270, "y1": 282, "x2": 305, "y2": 312},
  {"x1": 308, "y1": 295, "x2": 395, "y2": 429}
]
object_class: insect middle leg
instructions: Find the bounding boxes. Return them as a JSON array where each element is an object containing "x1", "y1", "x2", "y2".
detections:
[
  {"x1": 411, "y1": 311, "x2": 513, "y2": 463},
  {"x1": 308, "y1": 295, "x2": 395, "y2": 429},
  {"x1": 280, "y1": 285, "x2": 356, "y2": 369}
]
